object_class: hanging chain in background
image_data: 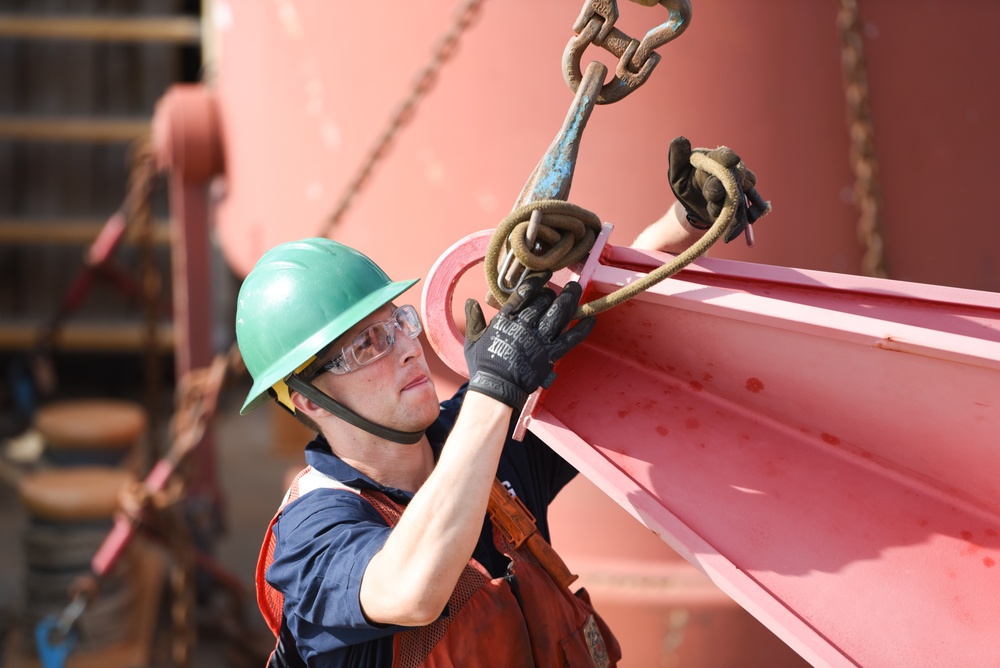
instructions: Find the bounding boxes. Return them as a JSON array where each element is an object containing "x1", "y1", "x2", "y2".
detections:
[
  {"x1": 114, "y1": 347, "x2": 243, "y2": 666},
  {"x1": 319, "y1": 0, "x2": 487, "y2": 238},
  {"x1": 126, "y1": 136, "x2": 164, "y2": 462},
  {"x1": 837, "y1": 0, "x2": 888, "y2": 278},
  {"x1": 167, "y1": 503, "x2": 197, "y2": 668}
]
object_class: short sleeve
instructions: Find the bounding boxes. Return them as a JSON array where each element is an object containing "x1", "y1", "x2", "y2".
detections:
[{"x1": 267, "y1": 488, "x2": 405, "y2": 657}]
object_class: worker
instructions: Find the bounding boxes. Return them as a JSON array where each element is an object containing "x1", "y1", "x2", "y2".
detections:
[{"x1": 235, "y1": 137, "x2": 765, "y2": 667}]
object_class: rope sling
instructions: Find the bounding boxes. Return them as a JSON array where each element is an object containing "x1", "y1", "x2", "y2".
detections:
[{"x1": 484, "y1": 151, "x2": 744, "y2": 320}]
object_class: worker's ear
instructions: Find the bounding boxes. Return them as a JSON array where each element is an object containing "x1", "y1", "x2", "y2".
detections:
[{"x1": 289, "y1": 388, "x2": 324, "y2": 419}]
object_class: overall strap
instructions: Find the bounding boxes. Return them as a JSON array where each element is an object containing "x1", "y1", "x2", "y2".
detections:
[{"x1": 256, "y1": 466, "x2": 363, "y2": 636}]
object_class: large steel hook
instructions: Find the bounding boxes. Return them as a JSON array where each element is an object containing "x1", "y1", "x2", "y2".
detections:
[{"x1": 563, "y1": 0, "x2": 692, "y2": 104}]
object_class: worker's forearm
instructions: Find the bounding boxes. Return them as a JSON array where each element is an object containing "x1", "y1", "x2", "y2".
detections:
[
  {"x1": 360, "y1": 391, "x2": 511, "y2": 626},
  {"x1": 631, "y1": 200, "x2": 706, "y2": 253}
]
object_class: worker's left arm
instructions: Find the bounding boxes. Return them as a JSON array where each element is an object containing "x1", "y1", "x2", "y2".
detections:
[
  {"x1": 632, "y1": 136, "x2": 770, "y2": 253},
  {"x1": 631, "y1": 200, "x2": 705, "y2": 253}
]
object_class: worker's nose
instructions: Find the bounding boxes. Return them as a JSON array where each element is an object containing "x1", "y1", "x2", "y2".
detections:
[{"x1": 395, "y1": 329, "x2": 423, "y2": 363}]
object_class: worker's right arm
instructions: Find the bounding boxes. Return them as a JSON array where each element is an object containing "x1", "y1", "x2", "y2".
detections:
[
  {"x1": 359, "y1": 276, "x2": 595, "y2": 627},
  {"x1": 359, "y1": 391, "x2": 510, "y2": 626}
]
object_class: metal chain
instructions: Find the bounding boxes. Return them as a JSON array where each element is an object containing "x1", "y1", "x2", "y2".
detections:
[
  {"x1": 837, "y1": 0, "x2": 888, "y2": 278},
  {"x1": 167, "y1": 503, "x2": 197, "y2": 667},
  {"x1": 126, "y1": 136, "x2": 165, "y2": 461},
  {"x1": 171, "y1": 344, "x2": 244, "y2": 463},
  {"x1": 117, "y1": 345, "x2": 242, "y2": 665},
  {"x1": 319, "y1": 0, "x2": 487, "y2": 238},
  {"x1": 563, "y1": 0, "x2": 692, "y2": 104}
]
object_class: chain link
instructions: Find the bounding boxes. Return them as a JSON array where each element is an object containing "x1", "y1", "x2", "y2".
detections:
[
  {"x1": 125, "y1": 136, "x2": 166, "y2": 460},
  {"x1": 319, "y1": 0, "x2": 487, "y2": 238},
  {"x1": 111, "y1": 347, "x2": 241, "y2": 665},
  {"x1": 167, "y1": 503, "x2": 197, "y2": 667},
  {"x1": 837, "y1": 0, "x2": 888, "y2": 278},
  {"x1": 563, "y1": 0, "x2": 691, "y2": 104}
]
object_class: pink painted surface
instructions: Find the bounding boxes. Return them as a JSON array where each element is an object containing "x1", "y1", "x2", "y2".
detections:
[
  {"x1": 208, "y1": 1, "x2": 1000, "y2": 293},
  {"x1": 198, "y1": 1, "x2": 1000, "y2": 662},
  {"x1": 422, "y1": 233, "x2": 1000, "y2": 667}
]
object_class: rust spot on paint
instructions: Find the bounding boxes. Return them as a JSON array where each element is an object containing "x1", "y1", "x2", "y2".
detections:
[
  {"x1": 698, "y1": 442, "x2": 706, "y2": 449},
  {"x1": 702, "y1": 372, "x2": 713, "y2": 382},
  {"x1": 640, "y1": 319, "x2": 653, "y2": 328},
  {"x1": 567, "y1": 400, "x2": 579, "y2": 411},
  {"x1": 689, "y1": 380, "x2": 703, "y2": 392},
  {"x1": 617, "y1": 409, "x2": 631, "y2": 418},
  {"x1": 961, "y1": 530, "x2": 974, "y2": 541},
  {"x1": 745, "y1": 377, "x2": 765, "y2": 393},
  {"x1": 985, "y1": 557, "x2": 996, "y2": 568},
  {"x1": 685, "y1": 418, "x2": 700, "y2": 430},
  {"x1": 820, "y1": 433, "x2": 840, "y2": 445},
  {"x1": 655, "y1": 426, "x2": 669, "y2": 436}
]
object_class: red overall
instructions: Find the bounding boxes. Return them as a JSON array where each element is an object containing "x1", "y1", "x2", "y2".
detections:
[{"x1": 256, "y1": 466, "x2": 621, "y2": 667}]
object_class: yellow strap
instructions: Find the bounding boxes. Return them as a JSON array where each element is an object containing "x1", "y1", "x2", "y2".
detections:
[{"x1": 272, "y1": 356, "x2": 318, "y2": 413}]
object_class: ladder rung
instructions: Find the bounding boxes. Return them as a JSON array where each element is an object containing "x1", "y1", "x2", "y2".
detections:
[
  {"x1": 0, "y1": 218, "x2": 171, "y2": 245},
  {"x1": 0, "y1": 116, "x2": 149, "y2": 143},
  {"x1": 0, "y1": 322, "x2": 173, "y2": 351},
  {"x1": 0, "y1": 15, "x2": 201, "y2": 44}
]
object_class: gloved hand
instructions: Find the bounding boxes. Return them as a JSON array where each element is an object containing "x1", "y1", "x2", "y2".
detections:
[
  {"x1": 464, "y1": 273, "x2": 596, "y2": 410},
  {"x1": 667, "y1": 136, "x2": 770, "y2": 243}
]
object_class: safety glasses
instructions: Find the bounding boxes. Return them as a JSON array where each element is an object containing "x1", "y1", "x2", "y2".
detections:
[{"x1": 320, "y1": 305, "x2": 422, "y2": 375}]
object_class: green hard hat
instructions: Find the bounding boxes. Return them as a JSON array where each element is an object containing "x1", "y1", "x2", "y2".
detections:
[{"x1": 235, "y1": 238, "x2": 418, "y2": 415}]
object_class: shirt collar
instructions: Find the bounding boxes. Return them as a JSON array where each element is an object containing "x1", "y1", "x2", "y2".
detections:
[{"x1": 303, "y1": 432, "x2": 445, "y2": 504}]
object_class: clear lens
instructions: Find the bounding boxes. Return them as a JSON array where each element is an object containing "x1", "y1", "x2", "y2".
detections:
[
  {"x1": 324, "y1": 305, "x2": 422, "y2": 375},
  {"x1": 394, "y1": 304, "x2": 422, "y2": 338},
  {"x1": 350, "y1": 324, "x2": 392, "y2": 366}
]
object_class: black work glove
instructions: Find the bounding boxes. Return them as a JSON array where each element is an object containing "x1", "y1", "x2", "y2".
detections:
[
  {"x1": 464, "y1": 273, "x2": 596, "y2": 410},
  {"x1": 667, "y1": 136, "x2": 770, "y2": 243}
]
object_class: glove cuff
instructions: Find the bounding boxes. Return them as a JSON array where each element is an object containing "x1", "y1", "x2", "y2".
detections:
[
  {"x1": 468, "y1": 371, "x2": 529, "y2": 411},
  {"x1": 684, "y1": 211, "x2": 712, "y2": 231}
]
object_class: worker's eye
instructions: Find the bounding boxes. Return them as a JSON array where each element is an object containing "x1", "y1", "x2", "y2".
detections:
[
  {"x1": 351, "y1": 325, "x2": 392, "y2": 365},
  {"x1": 357, "y1": 327, "x2": 386, "y2": 352}
]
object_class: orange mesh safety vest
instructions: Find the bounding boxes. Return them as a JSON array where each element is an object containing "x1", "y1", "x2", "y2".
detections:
[{"x1": 256, "y1": 466, "x2": 620, "y2": 667}]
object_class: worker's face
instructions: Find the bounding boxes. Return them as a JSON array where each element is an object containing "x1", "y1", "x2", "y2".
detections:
[{"x1": 313, "y1": 304, "x2": 440, "y2": 434}]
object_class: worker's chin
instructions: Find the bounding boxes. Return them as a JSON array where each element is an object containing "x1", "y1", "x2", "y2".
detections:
[
  {"x1": 385, "y1": 395, "x2": 440, "y2": 435},
  {"x1": 410, "y1": 401, "x2": 441, "y2": 432}
]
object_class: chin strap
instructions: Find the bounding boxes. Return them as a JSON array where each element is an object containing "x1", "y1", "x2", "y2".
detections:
[{"x1": 285, "y1": 375, "x2": 425, "y2": 445}]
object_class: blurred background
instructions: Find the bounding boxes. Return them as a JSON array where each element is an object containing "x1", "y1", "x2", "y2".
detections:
[{"x1": 0, "y1": 0, "x2": 998, "y2": 666}]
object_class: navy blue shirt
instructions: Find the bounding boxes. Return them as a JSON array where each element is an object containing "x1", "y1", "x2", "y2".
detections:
[{"x1": 266, "y1": 385, "x2": 578, "y2": 667}]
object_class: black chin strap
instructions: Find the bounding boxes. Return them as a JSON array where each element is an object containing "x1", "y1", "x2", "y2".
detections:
[{"x1": 285, "y1": 374, "x2": 425, "y2": 445}]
